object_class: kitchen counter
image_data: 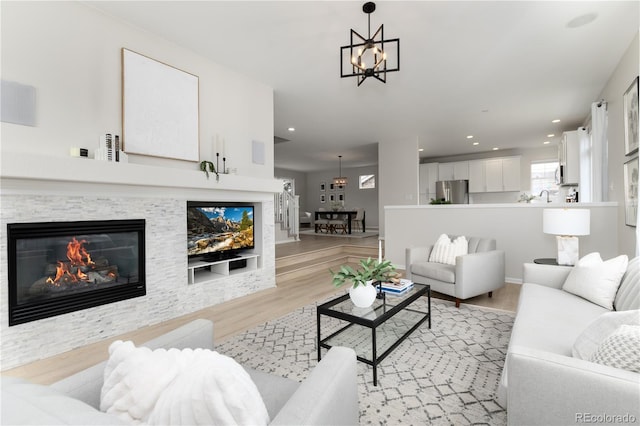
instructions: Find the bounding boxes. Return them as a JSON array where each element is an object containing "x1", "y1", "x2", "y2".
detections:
[
  {"x1": 384, "y1": 202, "x2": 619, "y2": 282},
  {"x1": 395, "y1": 202, "x2": 617, "y2": 209}
]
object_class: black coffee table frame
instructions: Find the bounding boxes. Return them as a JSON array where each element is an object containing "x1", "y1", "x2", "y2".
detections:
[{"x1": 317, "y1": 284, "x2": 431, "y2": 386}]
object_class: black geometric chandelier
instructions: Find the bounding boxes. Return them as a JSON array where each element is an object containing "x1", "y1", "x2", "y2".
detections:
[{"x1": 340, "y1": 2, "x2": 400, "y2": 86}]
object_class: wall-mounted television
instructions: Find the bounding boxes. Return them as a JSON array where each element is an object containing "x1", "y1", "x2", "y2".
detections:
[{"x1": 187, "y1": 201, "x2": 255, "y2": 261}]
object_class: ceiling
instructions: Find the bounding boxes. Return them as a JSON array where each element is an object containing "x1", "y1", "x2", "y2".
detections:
[{"x1": 86, "y1": 1, "x2": 639, "y2": 172}]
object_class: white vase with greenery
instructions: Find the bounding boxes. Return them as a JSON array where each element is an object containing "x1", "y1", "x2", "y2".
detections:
[{"x1": 331, "y1": 258, "x2": 398, "y2": 308}]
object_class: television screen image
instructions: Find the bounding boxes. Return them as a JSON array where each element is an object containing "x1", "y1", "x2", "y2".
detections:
[{"x1": 187, "y1": 204, "x2": 254, "y2": 260}]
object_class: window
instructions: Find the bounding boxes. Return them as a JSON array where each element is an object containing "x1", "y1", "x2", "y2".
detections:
[
  {"x1": 530, "y1": 161, "x2": 559, "y2": 195},
  {"x1": 359, "y1": 174, "x2": 375, "y2": 189}
]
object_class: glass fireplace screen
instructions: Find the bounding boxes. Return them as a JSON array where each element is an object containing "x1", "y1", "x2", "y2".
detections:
[{"x1": 7, "y1": 219, "x2": 146, "y2": 325}]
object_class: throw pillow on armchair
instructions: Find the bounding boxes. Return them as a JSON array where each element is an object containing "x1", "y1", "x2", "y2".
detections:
[{"x1": 428, "y1": 234, "x2": 468, "y2": 265}]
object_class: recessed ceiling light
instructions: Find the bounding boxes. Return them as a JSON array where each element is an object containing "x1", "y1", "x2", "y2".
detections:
[
  {"x1": 547, "y1": 134, "x2": 555, "y2": 138},
  {"x1": 466, "y1": 135, "x2": 474, "y2": 139},
  {"x1": 287, "y1": 127, "x2": 295, "y2": 132},
  {"x1": 418, "y1": 148, "x2": 424, "y2": 152},
  {"x1": 543, "y1": 141, "x2": 550, "y2": 145},
  {"x1": 473, "y1": 142, "x2": 479, "y2": 146},
  {"x1": 552, "y1": 119, "x2": 561, "y2": 123},
  {"x1": 492, "y1": 147, "x2": 499, "y2": 151}
]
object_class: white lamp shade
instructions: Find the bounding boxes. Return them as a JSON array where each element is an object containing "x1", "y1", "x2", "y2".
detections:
[{"x1": 543, "y1": 208, "x2": 590, "y2": 236}]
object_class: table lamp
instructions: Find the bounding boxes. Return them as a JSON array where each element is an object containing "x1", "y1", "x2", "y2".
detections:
[{"x1": 543, "y1": 208, "x2": 590, "y2": 266}]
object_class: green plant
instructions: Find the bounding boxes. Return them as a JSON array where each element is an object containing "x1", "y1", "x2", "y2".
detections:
[
  {"x1": 518, "y1": 193, "x2": 536, "y2": 203},
  {"x1": 199, "y1": 161, "x2": 219, "y2": 181},
  {"x1": 429, "y1": 198, "x2": 451, "y2": 205},
  {"x1": 330, "y1": 257, "x2": 398, "y2": 288}
]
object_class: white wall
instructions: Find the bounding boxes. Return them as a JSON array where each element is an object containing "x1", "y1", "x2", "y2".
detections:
[
  {"x1": 597, "y1": 31, "x2": 639, "y2": 257},
  {"x1": 1, "y1": 1, "x2": 274, "y2": 178},
  {"x1": 0, "y1": 1, "x2": 279, "y2": 368},
  {"x1": 275, "y1": 165, "x2": 380, "y2": 227},
  {"x1": 304, "y1": 165, "x2": 380, "y2": 227},
  {"x1": 379, "y1": 137, "x2": 420, "y2": 235}
]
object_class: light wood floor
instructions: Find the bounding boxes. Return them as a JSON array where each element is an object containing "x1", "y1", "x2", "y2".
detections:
[{"x1": 3, "y1": 233, "x2": 520, "y2": 385}]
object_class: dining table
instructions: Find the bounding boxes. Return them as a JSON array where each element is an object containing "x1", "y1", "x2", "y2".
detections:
[{"x1": 314, "y1": 210, "x2": 365, "y2": 234}]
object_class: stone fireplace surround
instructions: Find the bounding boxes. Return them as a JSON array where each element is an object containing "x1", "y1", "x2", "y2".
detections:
[{"x1": 0, "y1": 153, "x2": 280, "y2": 369}]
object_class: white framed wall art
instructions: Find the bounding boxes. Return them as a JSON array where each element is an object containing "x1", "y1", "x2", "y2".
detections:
[{"x1": 122, "y1": 48, "x2": 200, "y2": 162}]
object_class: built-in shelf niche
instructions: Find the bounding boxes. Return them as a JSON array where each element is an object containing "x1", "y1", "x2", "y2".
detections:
[{"x1": 188, "y1": 254, "x2": 260, "y2": 285}]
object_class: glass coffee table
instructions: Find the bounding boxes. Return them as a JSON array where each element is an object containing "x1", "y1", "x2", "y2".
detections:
[{"x1": 317, "y1": 283, "x2": 431, "y2": 385}]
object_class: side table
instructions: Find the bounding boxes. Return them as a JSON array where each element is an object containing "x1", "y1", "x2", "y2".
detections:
[{"x1": 533, "y1": 258, "x2": 559, "y2": 265}]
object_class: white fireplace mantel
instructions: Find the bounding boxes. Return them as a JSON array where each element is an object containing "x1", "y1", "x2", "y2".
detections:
[
  {"x1": 1, "y1": 152, "x2": 282, "y2": 198},
  {"x1": 0, "y1": 151, "x2": 279, "y2": 369}
]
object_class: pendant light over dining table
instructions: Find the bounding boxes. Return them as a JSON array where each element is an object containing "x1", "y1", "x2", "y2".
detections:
[
  {"x1": 340, "y1": 2, "x2": 400, "y2": 86},
  {"x1": 333, "y1": 155, "x2": 348, "y2": 186}
]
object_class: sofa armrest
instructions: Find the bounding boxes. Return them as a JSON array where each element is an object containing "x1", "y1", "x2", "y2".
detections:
[
  {"x1": 405, "y1": 246, "x2": 433, "y2": 280},
  {"x1": 50, "y1": 319, "x2": 215, "y2": 410},
  {"x1": 270, "y1": 347, "x2": 358, "y2": 426},
  {"x1": 507, "y1": 345, "x2": 640, "y2": 426},
  {"x1": 455, "y1": 250, "x2": 505, "y2": 299},
  {"x1": 522, "y1": 263, "x2": 572, "y2": 289}
]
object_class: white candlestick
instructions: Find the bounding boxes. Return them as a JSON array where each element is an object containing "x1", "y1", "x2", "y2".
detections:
[
  {"x1": 222, "y1": 138, "x2": 226, "y2": 158},
  {"x1": 378, "y1": 240, "x2": 382, "y2": 263}
]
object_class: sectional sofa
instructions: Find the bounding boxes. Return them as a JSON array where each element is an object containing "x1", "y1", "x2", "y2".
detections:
[{"x1": 499, "y1": 256, "x2": 640, "y2": 425}]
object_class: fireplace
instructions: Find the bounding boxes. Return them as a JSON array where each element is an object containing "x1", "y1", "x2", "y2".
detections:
[{"x1": 7, "y1": 219, "x2": 145, "y2": 326}]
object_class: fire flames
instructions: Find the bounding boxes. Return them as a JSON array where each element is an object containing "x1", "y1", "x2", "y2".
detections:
[{"x1": 46, "y1": 237, "x2": 95, "y2": 285}]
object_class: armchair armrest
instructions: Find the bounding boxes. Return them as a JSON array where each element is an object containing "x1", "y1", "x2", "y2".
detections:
[
  {"x1": 455, "y1": 250, "x2": 505, "y2": 300},
  {"x1": 270, "y1": 347, "x2": 358, "y2": 426},
  {"x1": 405, "y1": 246, "x2": 433, "y2": 280},
  {"x1": 507, "y1": 345, "x2": 640, "y2": 426},
  {"x1": 523, "y1": 263, "x2": 572, "y2": 289}
]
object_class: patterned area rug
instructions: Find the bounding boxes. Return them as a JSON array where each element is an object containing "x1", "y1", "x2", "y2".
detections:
[{"x1": 217, "y1": 298, "x2": 514, "y2": 425}]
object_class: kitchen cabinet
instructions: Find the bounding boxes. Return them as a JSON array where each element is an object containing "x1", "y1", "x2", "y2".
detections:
[
  {"x1": 438, "y1": 161, "x2": 468, "y2": 181},
  {"x1": 485, "y1": 159, "x2": 503, "y2": 192},
  {"x1": 501, "y1": 156, "x2": 521, "y2": 191},
  {"x1": 559, "y1": 130, "x2": 579, "y2": 185},
  {"x1": 419, "y1": 162, "x2": 439, "y2": 204},
  {"x1": 469, "y1": 156, "x2": 521, "y2": 192},
  {"x1": 468, "y1": 160, "x2": 485, "y2": 193},
  {"x1": 453, "y1": 161, "x2": 469, "y2": 180},
  {"x1": 438, "y1": 163, "x2": 454, "y2": 181}
]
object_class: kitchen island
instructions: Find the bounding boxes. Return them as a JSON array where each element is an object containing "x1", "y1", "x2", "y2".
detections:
[{"x1": 384, "y1": 202, "x2": 618, "y2": 283}]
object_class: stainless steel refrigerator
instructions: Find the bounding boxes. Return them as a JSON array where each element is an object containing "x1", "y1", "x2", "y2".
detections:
[{"x1": 435, "y1": 180, "x2": 469, "y2": 204}]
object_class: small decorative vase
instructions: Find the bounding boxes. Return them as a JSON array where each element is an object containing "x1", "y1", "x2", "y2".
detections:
[{"x1": 349, "y1": 280, "x2": 377, "y2": 308}]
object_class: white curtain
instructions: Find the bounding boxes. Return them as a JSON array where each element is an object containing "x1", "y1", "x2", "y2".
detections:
[
  {"x1": 590, "y1": 102, "x2": 608, "y2": 201},
  {"x1": 578, "y1": 127, "x2": 592, "y2": 202},
  {"x1": 636, "y1": 155, "x2": 640, "y2": 257}
]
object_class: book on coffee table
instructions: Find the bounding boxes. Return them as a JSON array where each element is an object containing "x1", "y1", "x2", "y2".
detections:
[{"x1": 380, "y1": 279, "x2": 413, "y2": 294}]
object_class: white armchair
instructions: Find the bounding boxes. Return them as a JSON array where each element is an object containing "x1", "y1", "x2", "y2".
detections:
[{"x1": 405, "y1": 236, "x2": 505, "y2": 307}]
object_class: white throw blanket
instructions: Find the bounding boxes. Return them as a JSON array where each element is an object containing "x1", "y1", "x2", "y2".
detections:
[{"x1": 100, "y1": 341, "x2": 270, "y2": 426}]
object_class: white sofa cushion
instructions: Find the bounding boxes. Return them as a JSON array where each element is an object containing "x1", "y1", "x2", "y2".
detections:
[
  {"x1": 428, "y1": 234, "x2": 468, "y2": 265},
  {"x1": 510, "y1": 283, "x2": 608, "y2": 356},
  {"x1": 572, "y1": 309, "x2": 640, "y2": 360},
  {"x1": 101, "y1": 340, "x2": 269, "y2": 425},
  {"x1": 590, "y1": 325, "x2": 640, "y2": 373},
  {"x1": 562, "y1": 253, "x2": 629, "y2": 310},
  {"x1": 410, "y1": 261, "x2": 456, "y2": 283}
]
